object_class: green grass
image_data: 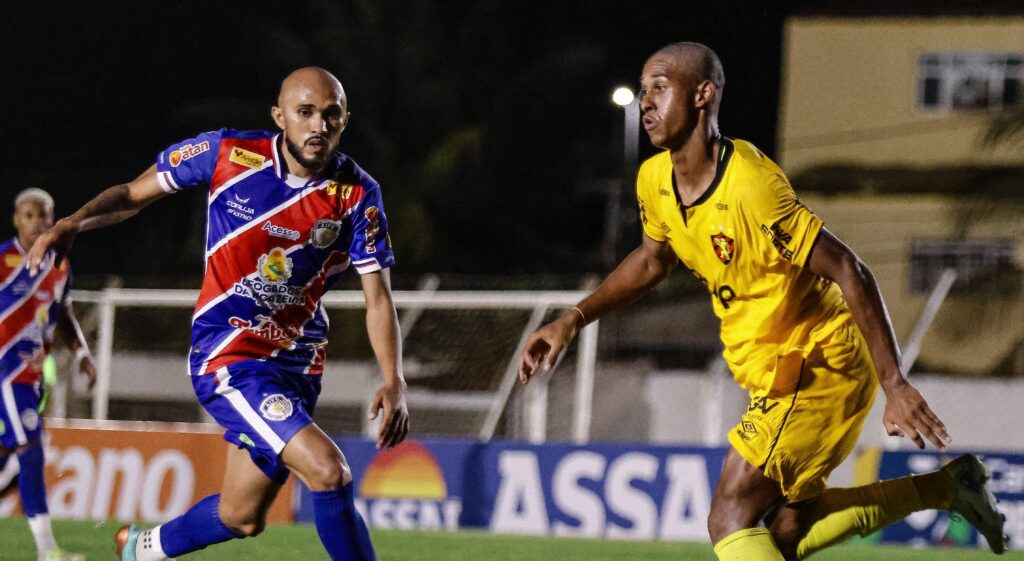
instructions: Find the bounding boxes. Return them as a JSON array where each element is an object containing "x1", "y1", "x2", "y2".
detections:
[{"x1": 0, "y1": 518, "x2": 1016, "y2": 561}]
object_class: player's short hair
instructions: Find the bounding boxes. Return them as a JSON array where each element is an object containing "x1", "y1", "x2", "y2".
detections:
[
  {"x1": 654, "y1": 42, "x2": 725, "y2": 91},
  {"x1": 14, "y1": 187, "x2": 54, "y2": 214}
]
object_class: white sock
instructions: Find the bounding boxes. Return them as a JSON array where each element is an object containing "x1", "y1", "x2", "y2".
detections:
[
  {"x1": 27, "y1": 514, "x2": 59, "y2": 554},
  {"x1": 0, "y1": 453, "x2": 19, "y2": 490},
  {"x1": 136, "y1": 525, "x2": 170, "y2": 561}
]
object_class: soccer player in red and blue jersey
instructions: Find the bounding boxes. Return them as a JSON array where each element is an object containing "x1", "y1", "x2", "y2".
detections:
[
  {"x1": 2, "y1": 188, "x2": 96, "y2": 561},
  {"x1": 29, "y1": 68, "x2": 409, "y2": 561}
]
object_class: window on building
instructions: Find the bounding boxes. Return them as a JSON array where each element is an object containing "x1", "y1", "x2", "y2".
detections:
[
  {"x1": 910, "y1": 239, "x2": 1016, "y2": 294},
  {"x1": 918, "y1": 53, "x2": 1024, "y2": 111}
]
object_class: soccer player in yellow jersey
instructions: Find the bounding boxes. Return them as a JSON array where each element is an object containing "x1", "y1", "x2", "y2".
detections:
[{"x1": 520, "y1": 42, "x2": 1007, "y2": 559}]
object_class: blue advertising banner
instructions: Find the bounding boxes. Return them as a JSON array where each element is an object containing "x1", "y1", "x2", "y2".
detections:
[
  {"x1": 877, "y1": 451, "x2": 1023, "y2": 550},
  {"x1": 296, "y1": 438, "x2": 728, "y2": 541}
]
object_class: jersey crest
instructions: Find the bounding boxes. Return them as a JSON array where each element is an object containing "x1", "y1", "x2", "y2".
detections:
[{"x1": 711, "y1": 232, "x2": 735, "y2": 265}]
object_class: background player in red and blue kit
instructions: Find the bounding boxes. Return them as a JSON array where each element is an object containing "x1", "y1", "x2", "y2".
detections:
[
  {"x1": 29, "y1": 68, "x2": 409, "y2": 561},
  {"x1": 2, "y1": 188, "x2": 96, "y2": 561}
]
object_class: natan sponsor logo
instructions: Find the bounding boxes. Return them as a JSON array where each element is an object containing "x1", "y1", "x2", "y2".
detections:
[
  {"x1": 356, "y1": 440, "x2": 461, "y2": 530},
  {"x1": 0, "y1": 443, "x2": 194, "y2": 522}
]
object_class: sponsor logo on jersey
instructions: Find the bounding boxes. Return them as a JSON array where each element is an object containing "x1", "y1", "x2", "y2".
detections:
[
  {"x1": 259, "y1": 394, "x2": 294, "y2": 421},
  {"x1": 234, "y1": 193, "x2": 252, "y2": 204},
  {"x1": 710, "y1": 232, "x2": 735, "y2": 265},
  {"x1": 233, "y1": 279, "x2": 305, "y2": 309},
  {"x1": 364, "y1": 206, "x2": 381, "y2": 254},
  {"x1": 760, "y1": 222, "x2": 794, "y2": 260},
  {"x1": 226, "y1": 199, "x2": 255, "y2": 221},
  {"x1": 229, "y1": 147, "x2": 266, "y2": 170},
  {"x1": 741, "y1": 420, "x2": 757, "y2": 435},
  {"x1": 228, "y1": 314, "x2": 299, "y2": 345},
  {"x1": 168, "y1": 141, "x2": 210, "y2": 168},
  {"x1": 257, "y1": 248, "x2": 293, "y2": 284},
  {"x1": 262, "y1": 221, "x2": 300, "y2": 241},
  {"x1": 310, "y1": 219, "x2": 341, "y2": 249},
  {"x1": 716, "y1": 202, "x2": 729, "y2": 211},
  {"x1": 5, "y1": 254, "x2": 23, "y2": 268},
  {"x1": 659, "y1": 188, "x2": 671, "y2": 197},
  {"x1": 638, "y1": 199, "x2": 649, "y2": 225},
  {"x1": 21, "y1": 408, "x2": 40, "y2": 431}
]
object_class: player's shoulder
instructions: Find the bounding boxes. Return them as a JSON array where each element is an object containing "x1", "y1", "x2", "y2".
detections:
[
  {"x1": 332, "y1": 152, "x2": 381, "y2": 192},
  {"x1": 725, "y1": 137, "x2": 784, "y2": 178},
  {"x1": 218, "y1": 128, "x2": 277, "y2": 141},
  {"x1": 638, "y1": 150, "x2": 672, "y2": 190}
]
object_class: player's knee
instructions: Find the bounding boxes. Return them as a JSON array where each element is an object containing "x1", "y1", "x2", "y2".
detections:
[
  {"x1": 769, "y1": 525, "x2": 800, "y2": 560},
  {"x1": 219, "y1": 508, "x2": 267, "y2": 538},
  {"x1": 707, "y1": 498, "x2": 762, "y2": 544},
  {"x1": 304, "y1": 457, "x2": 352, "y2": 491}
]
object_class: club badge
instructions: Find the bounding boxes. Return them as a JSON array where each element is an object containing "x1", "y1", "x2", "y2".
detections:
[
  {"x1": 310, "y1": 219, "x2": 342, "y2": 249},
  {"x1": 711, "y1": 232, "x2": 735, "y2": 265}
]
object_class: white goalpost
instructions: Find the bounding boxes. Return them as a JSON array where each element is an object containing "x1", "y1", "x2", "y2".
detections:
[{"x1": 71, "y1": 288, "x2": 600, "y2": 444}]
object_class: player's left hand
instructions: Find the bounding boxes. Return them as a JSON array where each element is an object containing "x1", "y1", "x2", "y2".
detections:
[
  {"x1": 881, "y1": 379, "x2": 951, "y2": 450},
  {"x1": 78, "y1": 355, "x2": 97, "y2": 390},
  {"x1": 369, "y1": 381, "x2": 409, "y2": 450}
]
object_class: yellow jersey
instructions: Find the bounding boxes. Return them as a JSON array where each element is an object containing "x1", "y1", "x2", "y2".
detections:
[{"x1": 636, "y1": 138, "x2": 857, "y2": 393}]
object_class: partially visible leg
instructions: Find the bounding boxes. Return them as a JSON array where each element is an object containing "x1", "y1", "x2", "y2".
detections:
[
  {"x1": 771, "y1": 454, "x2": 1004, "y2": 559},
  {"x1": 121, "y1": 444, "x2": 277, "y2": 561},
  {"x1": 13, "y1": 440, "x2": 58, "y2": 557},
  {"x1": 708, "y1": 448, "x2": 787, "y2": 561},
  {"x1": 282, "y1": 423, "x2": 375, "y2": 561}
]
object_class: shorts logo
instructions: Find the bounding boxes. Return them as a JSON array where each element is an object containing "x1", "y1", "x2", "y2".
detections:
[
  {"x1": 747, "y1": 396, "x2": 779, "y2": 415},
  {"x1": 310, "y1": 219, "x2": 341, "y2": 249},
  {"x1": 168, "y1": 141, "x2": 210, "y2": 168},
  {"x1": 259, "y1": 394, "x2": 293, "y2": 421},
  {"x1": 711, "y1": 232, "x2": 735, "y2": 265},
  {"x1": 364, "y1": 206, "x2": 381, "y2": 254},
  {"x1": 229, "y1": 147, "x2": 266, "y2": 169},
  {"x1": 257, "y1": 248, "x2": 293, "y2": 284},
  {"x1": 742, "y1": 420, "x2": 757, "y2": 435},
  {"x1": 21, "y1": 409, "x2": 39, "y2": 431},
  {"x1": 262, "y1": 221, "x2": 300, "y2": 241}
]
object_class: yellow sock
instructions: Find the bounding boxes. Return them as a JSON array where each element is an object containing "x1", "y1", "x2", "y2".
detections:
[
  {"x1": 796, "y1": 471, "x2": 952, "y2": 559},
  {"x1": 714, "y1": 527, "x2": 785, "y2": 561}
]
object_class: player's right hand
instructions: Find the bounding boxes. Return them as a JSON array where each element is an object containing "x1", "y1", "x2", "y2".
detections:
[
  {"x1": 28, "y1": 218, "x2": 79, "y2": 276},
  {"x1": 518, "y1": 315, "x2": 579, "y2": 384}
]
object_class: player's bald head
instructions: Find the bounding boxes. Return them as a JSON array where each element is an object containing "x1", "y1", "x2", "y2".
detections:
[
  {"x1": 649, "y1": 42, "x2": 725, "y2": 92},
  {"x1": 278, "y1": 67, "x2": 347, "y2": 109}
]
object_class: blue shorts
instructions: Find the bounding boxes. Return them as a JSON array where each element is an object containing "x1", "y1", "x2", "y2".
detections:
[
  {"x1": 193, "y1": 360, "x2": 321, "y2": 483},
  {"x1": 0, "y1": 382, "x2": 43, "y2": 449}
]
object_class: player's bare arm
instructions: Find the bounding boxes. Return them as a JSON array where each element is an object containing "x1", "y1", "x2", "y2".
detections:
[
  {"x1": 361, "y1": 269, "x2": 409, "y2": 449},
  {"x1": 27, "y1": 164, "x2": 167, "y2": 275},
  {"x1": 806, "y1": 228, "x2": 951, "y2": 450},
  {"x1": 56, "y1": 302, "x2": 97, "y2": 390},
  {"x1": 519, "y1": 233, "x2": 678, "y2": 383}
]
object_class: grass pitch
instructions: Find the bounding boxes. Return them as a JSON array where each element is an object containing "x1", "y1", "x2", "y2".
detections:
[{"x1": 0, "y1": 518, "x2": 1015, "y2": 561}]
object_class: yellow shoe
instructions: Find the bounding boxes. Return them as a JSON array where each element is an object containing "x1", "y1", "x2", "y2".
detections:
[{"x1": 942, "y1": 454, "x2": 1007, "y2": 554}]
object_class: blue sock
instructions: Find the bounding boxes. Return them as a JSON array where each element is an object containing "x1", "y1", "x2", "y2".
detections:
[
  {"x1": 311, "y1": 483, "x2": 377, "y2": 561},
  {"x1": 16, "y1": 444, "x2": 48, "y2": 517},
  {"x1": 159, "y1": 494, "x2": 242, "y2": 557}
]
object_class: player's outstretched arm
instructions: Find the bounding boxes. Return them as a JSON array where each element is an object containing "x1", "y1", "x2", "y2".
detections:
[
  {"x1": 361, "y1": 269, "x2": 409, "y2": 450},
  {"x1": 807, "y1": 228, "x2": 951, "y2": 451},
  {"x1": 519, "y1": 233, "x2": 678, "y2": 384},
  {"x1": 56, "y1": 302, "x2": 97, "y2": 390},
  {"x1": 27, "y1": 164, "x2": 167, "y2": 275}
]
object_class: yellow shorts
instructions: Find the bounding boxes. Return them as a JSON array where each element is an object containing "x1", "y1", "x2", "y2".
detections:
[{"x1": 727, "y1": 326, "x2": 878, "y2": 503}]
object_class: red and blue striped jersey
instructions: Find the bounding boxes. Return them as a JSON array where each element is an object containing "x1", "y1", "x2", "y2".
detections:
[
  {"x1": 155, "y1": 129, "x2": 395, "y2": 376},
  {"x1": 0, "y1": 238, "x2": 71, "y2": 386}
]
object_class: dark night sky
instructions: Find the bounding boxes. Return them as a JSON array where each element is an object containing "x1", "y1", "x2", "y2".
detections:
[{"x1": 0, "y1": 0, "x2": 793, "y2": 285}]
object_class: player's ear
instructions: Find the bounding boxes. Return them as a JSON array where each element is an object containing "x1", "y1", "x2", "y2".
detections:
[
  {"x1": 271, "y1": 106, "x2": 286, "y2": 130},
  {"x1": 340, "y1": 111, "x2": 351, "y2": 132},
  {"x1": 694, "y1": 80, "x2": 715, "y2": 109}
]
